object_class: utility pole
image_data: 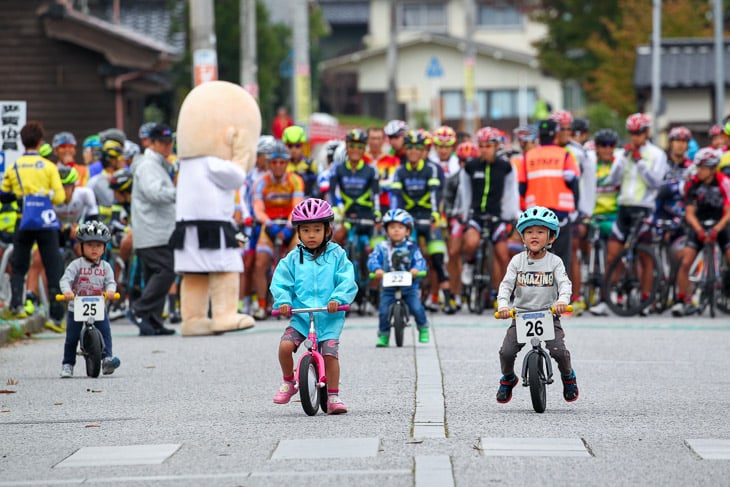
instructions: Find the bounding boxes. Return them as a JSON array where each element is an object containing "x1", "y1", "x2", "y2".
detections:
[
  {"x1": 463, "y1": 0, "x2": 476, "y2": 134},
  {"x1": 190, "y1": 0, "x2": 218, "y2": 86},
  {"x1": 292, "y1": 0, "x2": 311, "y2": 124},
  {"x1": 385, "y1": 1, "x2": 399, "y2": 122},
  {"x1": 651, "y1": 0, "x2": 661, "y2": 135},
  {"x1": 714, "y1": 0, "x2": 725, "y2": 122},
  {"x1": 241, "y1": 0, "x2": 258, "y2": 99}
]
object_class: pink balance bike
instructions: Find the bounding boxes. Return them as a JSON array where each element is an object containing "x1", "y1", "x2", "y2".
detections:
[{"x1": 272, "y1": 304, "x2": 350, "y2": 416}]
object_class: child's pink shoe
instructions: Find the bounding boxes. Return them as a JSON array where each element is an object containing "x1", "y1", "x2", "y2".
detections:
[
  {"x1": 326, "y1": 395, "x2": 348, "y2": 414},
  {"x1": 273, "y1": 382, "x2": 298, "y2": 404}
]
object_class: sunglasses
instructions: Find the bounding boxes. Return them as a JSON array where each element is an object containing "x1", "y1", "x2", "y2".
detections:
[
  {"x1": 405, "y1": 144, "x2": 424, "y2": 150},
  {"x1": 286, "y1": 143, "x2": 303, "y2": 148},
  {"x1": 597, "y1": 142, "x2": 616, "y2": 148},
  {"x1": 347, "y1": 142, "x2": 366, "y2": 149},
  {"x1": 628, "y1": 130, "x2": 646, "y2": 136},
  {"x1": 388, "y1": 134, "x2": 403, "y2": 139},
  {"x1": 270, "y1": 159, "x2": 287, "y2": 165}
]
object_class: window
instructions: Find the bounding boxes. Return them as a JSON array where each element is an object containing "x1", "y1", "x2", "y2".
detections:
[
  {"x1": 488, "y1": 89, "x2": 537, "y2": 120},
  {"x1": 400, "y1": 2, "x2": 446, "y2": 31},
  {"x1": 442, "y1": 91, "x2": 463, "y2": 120},
  {"x1": 477, "y1": 3, "x2": 523, "y2": 29}
]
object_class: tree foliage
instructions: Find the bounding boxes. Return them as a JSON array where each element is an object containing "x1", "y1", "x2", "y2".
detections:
[{"x1": 533, "y1": 0, "x2": 716, "y2": 116}]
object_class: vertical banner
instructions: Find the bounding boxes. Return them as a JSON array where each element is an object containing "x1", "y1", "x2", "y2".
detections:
[
  {"x1": 0, "y1": 101, "x2": 27, "y2": 178},
  {"x1": 193, "y1": 49, "x2": 218, "y2": 86},
  {"x1": 295, "y1": 64, "x2": 311, "y2": 124}
]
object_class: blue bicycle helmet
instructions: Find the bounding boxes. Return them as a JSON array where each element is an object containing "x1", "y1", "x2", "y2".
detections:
[
  {"x1": 382, "y1": 208, "x2": 414, "y2": 231},
  {"x1": 516, "y1": 206, "x2": 560, "y2": 238},
  {"x1": 269, "y1": 140, "x2": 290, "y2": 160}
]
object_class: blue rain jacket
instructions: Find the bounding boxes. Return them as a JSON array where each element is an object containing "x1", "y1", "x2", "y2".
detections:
[{"x1": 270, "y1": 241, "x2": 357, "y2": 340}]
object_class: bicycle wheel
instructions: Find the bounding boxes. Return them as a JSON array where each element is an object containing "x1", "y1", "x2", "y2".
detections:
[
  {"x1": 603, "y1": 244, "x2": 659, "y2": 316},
  {"x1": 391, "y1": 302, "x2": 406, "y2": 347},
  {"x1": 82, "y1": 327, "x2": 103, "y2": 378},
  {"x1": 298, "y1": 354, "x2": 320, "y2": 416},
  {"x1": 655, "y1": 256, "x2": 679, "y2": 315},
  {"x1": 584, "y1": 240, "x2": 605, "y2": 308},
  {"x1": 717, "y1": 259, "x2": 730, "y2": 314},
  {"x1": 527, "y1": 352, "x2": 547, "y2": 414}
]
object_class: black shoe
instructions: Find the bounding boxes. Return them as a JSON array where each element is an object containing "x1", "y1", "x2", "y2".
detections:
[
  {"x1": 154, "y1": 326, "x2": 176, "y2": 336},
  {"x1": 128, "y1": 310, "x2": 158, "y2": 336},
  {"x1": 168, "y1": 311, "x2": 182, "y2": 324},
  {"x1": 496, "y1": 374, "x2": 518, "y2": 404},
  {"x1": 562, "y1": 371, "x2": 579, "y2": 402}
]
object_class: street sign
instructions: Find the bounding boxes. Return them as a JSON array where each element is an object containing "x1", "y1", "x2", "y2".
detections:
[{"x1": 426, "y1": 56, "x2": 444, "y2": 78}]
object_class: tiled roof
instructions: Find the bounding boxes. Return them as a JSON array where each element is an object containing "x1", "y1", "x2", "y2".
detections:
[
  {"x1": 634, "y1": 38, "x2": 730, "y2": 89},
  {"x1": 86, "y1": 0, "x2": 185, "y2": 53},
  {"x1": 318, "y1": 0, "x2": 369, "y2": 25}
]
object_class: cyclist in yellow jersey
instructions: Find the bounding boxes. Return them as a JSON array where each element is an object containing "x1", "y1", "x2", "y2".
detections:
[{"x1": 0, "y1": 121, "x2": 66, "y2": 324}]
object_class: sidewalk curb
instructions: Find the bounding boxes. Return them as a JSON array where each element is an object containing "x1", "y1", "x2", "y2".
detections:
[{"x1": 0, "y1": 315, "x2": 47, "y2": 347}]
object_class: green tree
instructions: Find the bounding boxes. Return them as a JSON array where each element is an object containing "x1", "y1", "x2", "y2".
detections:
[{"x1": 586, "y1": 0, "x2": 712, "y2": 115}]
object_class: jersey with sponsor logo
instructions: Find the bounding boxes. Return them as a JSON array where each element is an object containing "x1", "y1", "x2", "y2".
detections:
[
  {"x1": 253, "y1": 172, "x2": 305, "y2": 220},
  {"x1": 497, "y1": 251, "x2": 572, "y2": 311}
]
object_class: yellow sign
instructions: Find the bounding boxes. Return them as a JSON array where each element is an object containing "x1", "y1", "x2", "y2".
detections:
[
  {"x1": 295, "y1": 74, "x2": 311, "y2": 123},
  {"x1": 464, "y1": 61, "x2": 475, "y2": 102}
]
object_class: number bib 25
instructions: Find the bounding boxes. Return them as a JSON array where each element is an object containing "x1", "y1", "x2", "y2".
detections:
[
  {"x1": 382, "y1": 271, "x2": 412, "y2": 288},
  {"x1": 515, "y1": 309, "x2": 555, "y2": 344},
  {"x1": 73, "y1": 296, "x2": 105, "y2": 322}
]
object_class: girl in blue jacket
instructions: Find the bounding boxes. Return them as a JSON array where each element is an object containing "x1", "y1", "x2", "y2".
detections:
[{"x1": 270, "y1": 198, "x2": 357, "y2": 414}]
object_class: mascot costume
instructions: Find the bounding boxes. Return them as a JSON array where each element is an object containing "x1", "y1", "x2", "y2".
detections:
[{"x1": 173, "y1": 81, "x2": 260, "y2": 336}]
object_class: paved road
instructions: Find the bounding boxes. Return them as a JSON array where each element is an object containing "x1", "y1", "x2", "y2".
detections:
[{"x1": 1, "y1": 309, "x2": 729, "y2": 486}]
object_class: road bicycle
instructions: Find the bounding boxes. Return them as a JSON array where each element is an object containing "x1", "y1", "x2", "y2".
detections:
[
  {"x1": 55, "y1": 292, "x2": 120, "y2": 378},
  {"x1": 272, "y1": 303, "x2": 350, "y2": 416},
  {"x1": 463, "y1": 215, "x2": 501, "y2": 315},
  {"x1": 651, "y1": 218, "x2": 683, "y2": 315},
  {"x1": 369, "y1": 270, "x2": 427, "y2": 347},
  {"x1": 603, "y1": 215, "x2": 660, "y2": 316},
  {"x1": 579, "y1": 215, "x2": 608, "y2": 309},
  {"x1": 692, "y1": 220, "x2": 730, "y2": 317},
  {"x1": 495, "y1": 305, "x2": 572, "y2": 413},
  {"x1": 343, "y1": 217, "x2": 376, "y2": 315}
]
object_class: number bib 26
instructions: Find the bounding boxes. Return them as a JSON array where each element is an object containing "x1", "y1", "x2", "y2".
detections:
[
  {"x1": 382, "y1": 271, "x2": 412, "y2": 288},
  {"x1": 73, "y1": 296, "x2": 105, "y2": 322},
  {"x1": 515, "y1": 309, "x2": 555, "y2": 344}
]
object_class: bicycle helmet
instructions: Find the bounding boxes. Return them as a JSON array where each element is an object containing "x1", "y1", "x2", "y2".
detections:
[
  {"x1": 693, "y1": 147, "x2": 721, "y2": 168},
  {"x1": 668, "y1": 126, "x2": 692, "y2": 142},
  {"x1": 99, "y1": 128, "x2": 126, "y2": 145},
  {"x1": 476, "y1": 127, "x2": 502, "y2": 145},
  {"x1": 550, "y1": 110, "x2": 574, "y2": 128},
  {"x1": 39, "y1": 143, "x2": 53, "y2": 158},
  {"x1": 572, "y1": 118, "x2": 589, "y2": 134},
  {"x1": 52, "y1": 132, "x2": 77, "y2": 148},
  {"x1": 345, "y1": 128, "x2": 368, "y2": 144},
  {"x1": 108, "y1": 168, "x2": 133, "y2": 192},
  {"x1": 456, "y1": 141, "x2": 479, "y2": 160},
  {"x1": 433, "y1": 126, "x2": 457, "y2": 147},
  {"x1": 291, "y1": 198, "x2": 334, "y2": 225},
  {"x1": 513, "y1": 125, "x2": 537, "y2": 143},
  {"x1": 594, "y1": 128, "x2": 619, "y2": 146},
  {"x1": 269, "y1": 140, "x2": 290, "y2": 160},
  {"x1": 709, "y1": 124, "x2": 723, "y2": 137},
  {"x1": 332, "y1": 143, "x2": 347, "y2": 165},
  {"x1": 325, "y1": 139, "x2": 345, "y2": 164},
  {"x1": 257, "y1": 135, "x2": 276, "y2": 155},
  {"x1": 77, "y1": 221, "x2": 111, "y2": 243},
  {"x1": 382, "y1": 208, "x2": 414, "y2": 231},
  {"x1": 538, "y1": 119, "x2": 558, "y2": 140},
  {"x1": 82, "y1": 135, "x2": 102, "y2": 149},
  {"x1": 102, "y1": 139, "x2": 124, "y2": 162},
  {"x1": 57, "y1": 164, "x2": 79, "y2": 186},
  {"x1": 138, "y1": 122, "x2": 156, "y2": 140},
  {"x1": 123, "y1": 140, "x2": 141, "y2": 160},
  {"x1": 516, "y1": 206, "x2": 560, "y2": 238},
  {"x1": 418, "y1": 129, "x2": 433, "y2": 147},
  {"x1": 384, "y1": 120, "x2": 408, "y2": 137},
  {"x1": 282, "y1": 125, "x2": 307, "y2": 145},
  {"x1": 626, "y1": 113, "x2": 651, "y2": 133},
  {"x1": 403, "y1": 130, "x2": 426, "y2": 147}
]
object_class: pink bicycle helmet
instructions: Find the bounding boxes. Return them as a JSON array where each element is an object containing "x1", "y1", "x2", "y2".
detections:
[
  {"x1": 550, "y1": 110, "x2": 573, "y2": 128},
  {"x1": 291, "y1": 198, "x2": 334, "y2": 225},
  {"x1": 668, "y1": 126, "x2": 691, "y2": 141},
  {"x1": 626, "y1": 113, "x2": 651, "y2": 133}
]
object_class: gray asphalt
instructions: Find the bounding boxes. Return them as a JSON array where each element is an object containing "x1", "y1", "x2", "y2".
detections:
[{"x1": 1, "y1": 309, "x2": 729, "y2": 486}]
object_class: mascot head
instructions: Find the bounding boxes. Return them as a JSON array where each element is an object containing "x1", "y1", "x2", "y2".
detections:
[{"x1": 176, "y1": 81, "x2": 262, "y2": 172}]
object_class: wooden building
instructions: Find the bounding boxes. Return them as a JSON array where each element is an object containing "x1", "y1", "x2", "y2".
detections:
[{"x1": 0, "y1": 0, "x2": 182, "y2": 154}]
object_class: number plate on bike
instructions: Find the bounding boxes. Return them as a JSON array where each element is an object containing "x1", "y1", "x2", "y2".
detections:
[
  {"x1": 382, "y1": 271, "x2": 412, "y2": 288},
  {"x1": 73, "y1": 296, "x2": 105, "y2": 322},
  {"x1": 514, "y1": 309, "x2": 555, "y2": 344}
]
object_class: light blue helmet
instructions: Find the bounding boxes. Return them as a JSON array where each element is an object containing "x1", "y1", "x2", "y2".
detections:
[
  {"x1": 269, "y1": 140, "x2": 290, "y2": 160},
  {"x1": 257, "y1": 135, "x2": 276, "y2": 156},
  {"x1": 516, "y1": 206, "x2": 560, "y2": 238},
  {"x1": 382, "y1": 208, "x2": 414, "y2": 231}
]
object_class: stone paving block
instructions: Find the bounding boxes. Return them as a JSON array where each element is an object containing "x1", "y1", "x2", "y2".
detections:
[
  {"x1": 54, "y1": 444, "x2": 182, "y2": 467},
  {"x1": 271, "y1": 437, "x2": 380, "y2": 459},
  {"x1": 480, "y1": 437, "x2": 591, "y2": 457}
]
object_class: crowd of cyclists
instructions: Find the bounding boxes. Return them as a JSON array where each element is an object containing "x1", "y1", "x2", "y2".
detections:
[{"x1": 2, "y1": 107, "x2": 730, "y2": 334}]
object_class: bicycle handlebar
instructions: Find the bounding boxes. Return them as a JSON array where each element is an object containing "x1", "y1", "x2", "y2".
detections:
[
  {"x1": 369, "y1": 270, "x2": 428, "y2": 279},
  {"x1": 271, "y1": 304, "x2": 350, "y2": 317},
  {"x1": 493, "y1": 305, "x2": 573, "y2": 319},
  {"x1": 55, "y1": 293, "x2": 121, "y2": 301}
]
